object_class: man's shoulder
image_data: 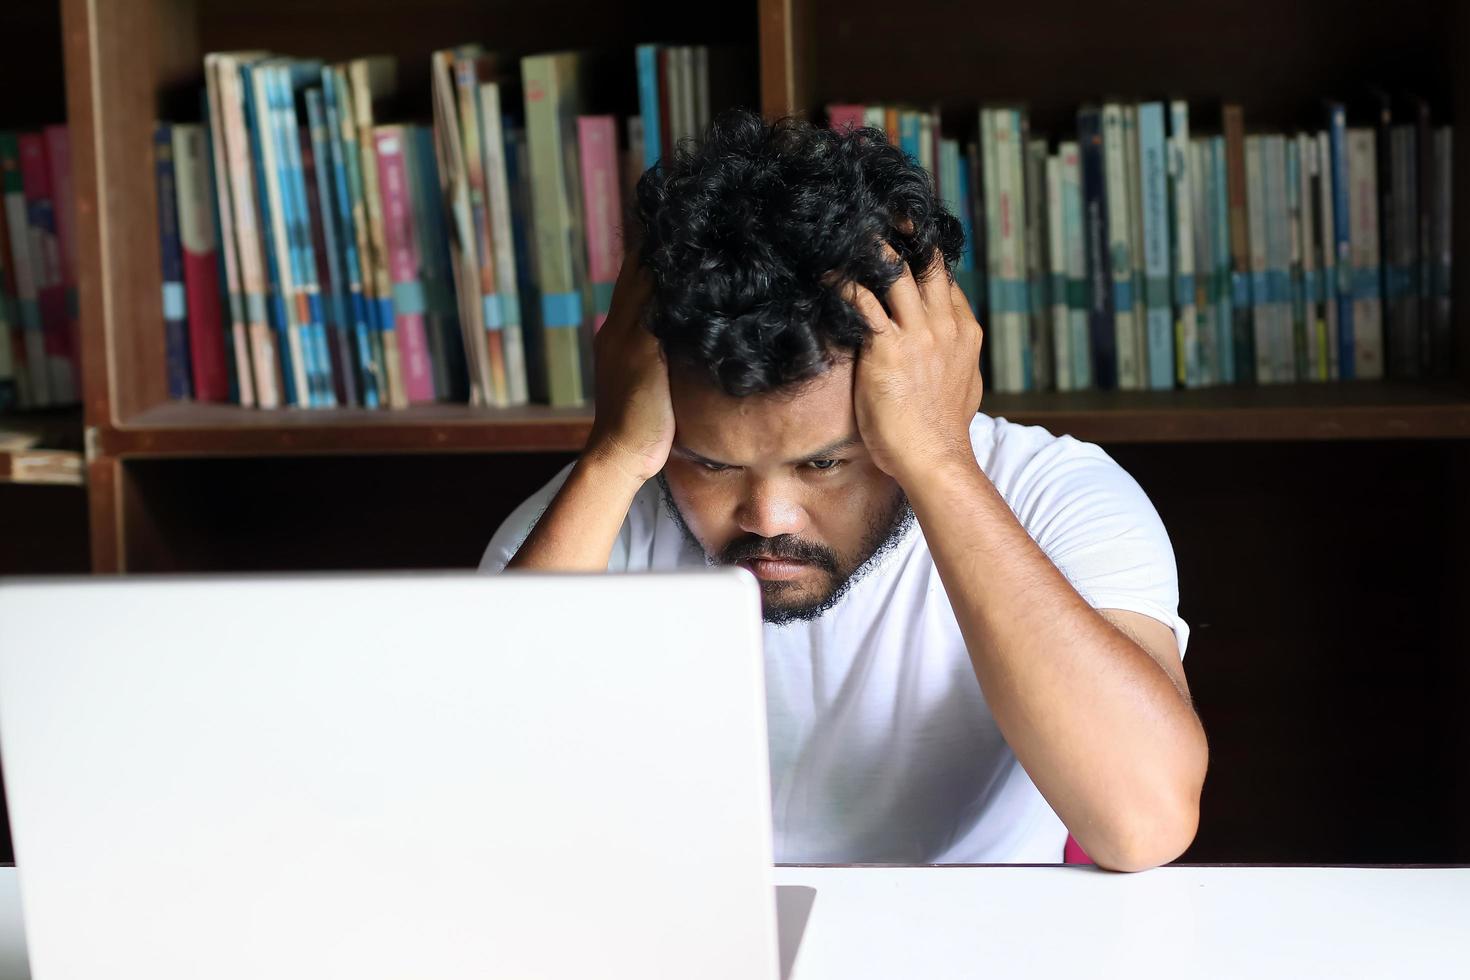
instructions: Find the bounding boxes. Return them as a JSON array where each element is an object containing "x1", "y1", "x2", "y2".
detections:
[{"x1": 971, "y1": 412, "x2": 1116, "y2": 487}]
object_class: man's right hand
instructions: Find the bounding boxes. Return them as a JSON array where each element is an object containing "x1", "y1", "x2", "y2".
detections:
[{"x1": 585, "y1": 256, "x2": 674, "y2": 485}]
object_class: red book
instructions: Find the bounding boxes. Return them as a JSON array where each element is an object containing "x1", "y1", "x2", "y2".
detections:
[
  {"x1": 18, "y1": 133, "x2": 76, "y2": 404},
  {"x1": 827, "y1": 104, "x2": 867, "y2": 135},
  {"x1": 373, "y1": 127, "x2": 436, "y2": 403},
  {"x1": 577, "y1": 116, "x2": 622, "y2": 333},
  {"x1": 171, "y1": 124, "x2": 230, "y2": 401},
  {"x1": 43, "y1": 126, "x2": 80, "y2": 385}
]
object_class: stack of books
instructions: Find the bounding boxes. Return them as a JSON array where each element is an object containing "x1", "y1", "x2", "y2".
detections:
[
  {"x1": 159, "y1": 44, "x2": 731, "y2": 411},
  {"x1": 828, "y1": 98, "x2": 1454, "y2": 393},
  {"x1": 0, "y1": 127, "x2": 80, "y2": 411}
]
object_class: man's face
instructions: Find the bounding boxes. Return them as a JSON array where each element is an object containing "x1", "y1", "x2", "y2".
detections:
[{"x1": 659, "y1": 358, "x2": 914, "y2": 625}]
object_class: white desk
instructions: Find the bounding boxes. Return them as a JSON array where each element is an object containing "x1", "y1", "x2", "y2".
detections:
[{"x1": 0, "y1": 865, "x2": 1465, "y2": 978}]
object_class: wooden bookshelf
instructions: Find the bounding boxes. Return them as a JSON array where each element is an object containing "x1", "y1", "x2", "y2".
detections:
[{"x1": 50, "y1": 0, "x2": 1470, "y2": 864}]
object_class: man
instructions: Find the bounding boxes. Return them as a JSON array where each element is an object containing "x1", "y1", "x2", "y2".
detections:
[{"x1": 483, "y1": 110, "x2": 1208, "y2": 872}]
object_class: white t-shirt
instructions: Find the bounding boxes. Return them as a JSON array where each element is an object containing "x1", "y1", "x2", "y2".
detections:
[{"x1": 480, "y1": 413, "x2": 1189, "y2": 864}]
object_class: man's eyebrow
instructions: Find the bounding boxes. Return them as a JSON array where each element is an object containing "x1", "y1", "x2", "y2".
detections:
[
  {"x1": 670, "y1": 444, "x2": 726, "y2": 466},
  {"x1": 789, "y1": 435, "x2": 860, "y2": 464}
]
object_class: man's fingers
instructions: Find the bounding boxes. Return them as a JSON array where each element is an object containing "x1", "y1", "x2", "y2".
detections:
[
  {"x1": 917, "y1": 246, "x2": 952, "y2": 316},
  {"x1": 878, "y1": 241, "x2": 926, "y2": 328},
  {"x1": 840, "y1": 280, "x2": 892, "y2": 336}
]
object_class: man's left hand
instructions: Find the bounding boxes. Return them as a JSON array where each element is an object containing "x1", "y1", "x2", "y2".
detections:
[{"x1": 843, "y1": 247, "x2": 985, "y2": 487}]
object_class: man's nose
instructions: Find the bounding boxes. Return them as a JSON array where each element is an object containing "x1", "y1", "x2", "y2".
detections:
[{"x1": 735, "y1": 481, "x2": 808, "y2": 540}]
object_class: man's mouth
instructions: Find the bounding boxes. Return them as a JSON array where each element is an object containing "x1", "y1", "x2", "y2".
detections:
[{"x1": 739, "y1": 557, "x2": 813, "y2": 582}]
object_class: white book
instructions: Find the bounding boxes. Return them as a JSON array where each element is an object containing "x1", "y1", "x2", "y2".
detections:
[
  {"x1": 478, "y1": 82, "x2": 529, "y2": 405},
  {"x1": 1189, "y1": 138, "x2": 1216, "y2": 386},
  {"x1": 1315, "y1": 131, "x2": 1340, "y2": 380},
  {"x1": 1101, "y1": 102, "x2": 1140, "y2": 389},
  {"x1": 1045, "y1": 153, "x2": 1071, "y2": 390},
  {"x1": 1123, "y1": 104, "x2": 1148, "y2": 388},
  {"x1": 1245, "y1": 136, "x2": 1273, "y2": 382},
  {"x1": 1169, "y1": 100, "x2": 1199, "y2": 388},
  {"x1": 1346, "y1": 128, "x2": 1384, "y2": 378},
  {"x1": 979, "y1": 109, "x2": 1004, "y2": 387},
  {"x1": 1059, "y1": 141, "x2": 1091, "y2": 389},
  {"x1": 981, "y1": 107, "x2": 1028, "y2": 393},
  {"x1": 863, "y1": 105, "x2": 886, "y2": 131}
]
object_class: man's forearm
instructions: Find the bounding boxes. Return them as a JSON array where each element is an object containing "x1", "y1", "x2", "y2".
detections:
[
  {"x1": 902, "y1": 457, "x2": 1208, "y2": 871},
  {"x1": 506, "y1": 453, "x2": 645, "y2": 572}
]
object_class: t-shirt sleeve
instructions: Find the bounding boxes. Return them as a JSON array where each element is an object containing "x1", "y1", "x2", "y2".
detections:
[
  {"x1": 477, "y1": 463, "x2": 638, "y2": 574},
  {"x1": 991, "y1": 426, "x2": 1190, "y2": 659}
]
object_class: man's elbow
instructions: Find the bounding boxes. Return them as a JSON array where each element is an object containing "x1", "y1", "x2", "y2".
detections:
[{"x1": 1088, "y1": 797, "x2": 1201, "y2": 872}]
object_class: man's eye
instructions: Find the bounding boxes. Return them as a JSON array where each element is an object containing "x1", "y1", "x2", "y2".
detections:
[
  {"x1": 701, "y1": 462, "x2": 731, "y2": 473},
  {"x1": 807, "y1": 458, "x2": 843, "y2": 472}
]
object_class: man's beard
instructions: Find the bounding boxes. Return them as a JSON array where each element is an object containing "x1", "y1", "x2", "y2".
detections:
[{"x1": 656, "y1": 474, "x2": 915, "y2": 625}]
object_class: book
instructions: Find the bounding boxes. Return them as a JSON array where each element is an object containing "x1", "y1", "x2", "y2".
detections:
[
  {"x1": 1326, "y1": 102, "x2": 1355, "y2": 378},
  {"x1": 1315, "y1": 131, "x2": 1341, "y2": 380},
  {"x1": 1245, "y1": 136, "x2": 1273, "y2": 382},
  {"x1": 322, "y1": 63, "x2": 384, "y2": 407},
  {"x1": 1058, "y1": 141, "x2": 1091, "y2": 390},
  {"x1": 1346, "y1": 127, "x2": 1384, "y2": 379},
  {"x1": 1188, "y1": 138, "x2": 1216, "y2": 385},
  {"x1": 154, "y1": 124, "x2": 193, "y2": 400},
  {"x1": 1077, "y1": 106, "x2": 1115, "y2": 390},
  {"x1": 1285, "y1": 137, "x2": 1307, "y2": 379},
  {"x1": 1210, "y1": 136, "x2": 1236, "y2": 384},
  {"x1": 171, "y1": 124, "x2": 230, "y2": 399},
  {"x1": 1296, "y1": 132, "x2": 1325, "y2": 382},
  {"x1": 1136, "y1": 103, "x2": 1173, "y2": 390},
  {"x1": 1387, "y1": 122, "x2": 1419, "y2": 377},
  {"x1": 1222, "y1": 104, "x2": 1254, "y2": 384},
  {"x1": 349, "y1": 55, "x2": 407, "y2": 407},
  {"x1": 980, "y1": 106, "x2": 1029, "y2": 393},
  {"x1": 504, "y1": 124, "x2": 548, "y2": 404},
  {"x1": 1101, "y1": 103, "x2": 1139, "y2": 388},
  {"x1": 1045, "y1": 151, "x2": 1071, "y2": 390},
  {"x1": 373, "y1": 126, "x2": 437, "y2": 403},
  {"x1": 408, "y1": 125, "x2": 470, "y2": 403},
  {"x1": 302, "y1": 89, "x2": 359, "y2": 406},
  {"x1": 0, "y1": 170, "x2": 19, "y2": 409},
  {"x1": 18, "y1": 134, "x2": 75, "y2": 404},
  {"x1": 827, "y1": 104, "x2": 867, "y2": 135},
  {"x1": 522, "y1": 51, "x2": 595, "y2": 406},
  {"x1": 635, "y1": 44, "x2": 663, "y2": 170},
  {"x1": 478, "y1": 80, "x2": 530, "y2": 404},
  {"x1": 1122, "y1": 105, "x2": 1148, "y2": 387},
  {"x1": 1167, "y1": 101, "x2": 1199, "y2": 388},
  {"x1": 577, "y1": 115, "x2": 623, "y2": 334},
  {"x1": 42, "y1": 126, "x2": 78, "y2": 392},
  {"x1": 1023, "y1": 134, "x2": 1051, "y2": 391},
  {"x1": 1430, "y1": 126, "x2": 1453, "y2": 377},
  {"x1": 1264, "y1": 134, "x2": 1293, "y2": 381},
  {"x1": 1412, "y1": 99, "x2": 1434, "y2": 376}
]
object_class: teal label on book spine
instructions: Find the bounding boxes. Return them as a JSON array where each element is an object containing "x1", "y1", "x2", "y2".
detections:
[
  {"x1": 392, "y1": 282, "x2": 427, "y2": 317},
  {"x1": 542, "y1": 292, "x2": 583, "y2": 329},
  {"x1": 1353, "y1": 267, "x2": 1381, "y2": 301},
  {"x1": 483, "y1": 294, "x2": 505, "y2": 330},
  {"x1": 1231, "y1": 271, "x2": 1251, "y2": 308}
]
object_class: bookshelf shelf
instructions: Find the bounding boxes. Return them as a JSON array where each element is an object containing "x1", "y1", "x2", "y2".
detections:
[{"x1": 96, "y1": 382, "x2": 1470, "y2": 459}]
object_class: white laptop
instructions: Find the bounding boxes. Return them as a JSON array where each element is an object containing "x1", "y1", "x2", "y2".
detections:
[{"x1": 0, "y1": 571, "x2": 790, "y2": 980}]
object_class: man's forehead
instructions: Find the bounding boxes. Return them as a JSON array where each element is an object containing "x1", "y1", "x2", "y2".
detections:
[{"x1": 670, "y1": 360, "x2": 859, "y2": 462}]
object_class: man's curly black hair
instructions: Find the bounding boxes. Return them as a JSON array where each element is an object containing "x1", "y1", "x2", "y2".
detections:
[{"x1": 633, "y1": 108, "x2": 966, "y2": 397}]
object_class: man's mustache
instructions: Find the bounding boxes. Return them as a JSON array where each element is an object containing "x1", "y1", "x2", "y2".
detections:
[{"x1": 719, "y1": 534, "x2": 839, "y2": 574}]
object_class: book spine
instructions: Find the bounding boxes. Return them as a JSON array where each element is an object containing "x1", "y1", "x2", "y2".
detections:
[
  {"x1": 1284, "y1": 137, "x2": 1306, "y2": 380},
  {"x1": 1136, "y1": 104, "x2": 1172, "y2": 390},
  {"x1": 351, "y1": 58, "x2": 408, "y2": 408},
  {"x1": 1023, "y1": 132, "x2": 1050, "y2": 391},
  {"x1": 1189, "y1": 138, "x2": 1215, "y2": 385},
  {"x1": 19, "y1": 133, "x2": 75, "y2": 403},
  {"x1": 505, "y1": 125, "x2": 549, "y2": 405},
  {"x1": 678, "y1": 46, "x2": 697, "y2": 148},
  {"x1": 1297, "y1": 132, "x2": 1323, "y2": 382},
  {"x1": 1168, "y1": 101, "x2": 1198, "y2": 388},
  {"x1": 987, "y1": 107, "x2": 1029, "y2": 393},
  {"x1": 693, "y1": 45, "x2": 711, "y2": 136},
  {"x1": 172, "y1": 124, "x2": 231, "y2": 402},
  {"x1": 323, "y1": 66, "x2": 382, "y2": 407},
  {"x1": 374, "y1": 127, "x2": 436, "y2": 403},
  {"x1": 1222, "y1": 104, "x2": 1253, "y2": 383},
  {"x1": 480, "y1": 83, "x2": 528, "y2": 404},
  {"x1": 577, "y1": 115, "x2": 622, "y2": 336},
  {"x1": 1327, "y1": 103, "x2": 1355, "y2": 379},
  {"x1": 242, "y1": 62, "x2": 300, "y2": 406},
  {"x1": 304, "y1": 88, "x2": 358, "y2": 406},
  {"x1": 1209, "y1": 136, "x2": 1234, "y2": 384},
  {"x1": 1347, "y1": 128, "x2": 1384, "y2": 379},
  {"x1": 1431, "y1": 127, "x2": 1453, "y2": 377},
  {"x1": 455, "y1": 56, "x2": 509, "y2": 407},
  {"x1": 944, "y1": 139, "x2": 979, "y2": 312},
  {"x1": 1058, "y1": 140, "x2": 1091, "y2": 389},
  {"x1": 1244, "y1": 137, "x2": 1271, "y2": 382},
  {"x1": 1045, "y1": 152, "x2": 1070, "y2": 390},
  {"x1": 413, "y1": 125, "x2": 472, "y2": 401},
  {"x1": 201, "y1": 64, "x2": 253, "y2": 405},
  {"x1": 1414, "y1": 101, "x2": 1433, "y2": 376},
  {"x1": 979, "y1": 111, "x2": 1002, "y2": 384},
  {"x1": 658, "y1": 48, "x2": 674, "y2": 160},
  {"x1": 635, "y1": 44, "x2": 663, "y2": 169},
  {"x1": 154, "y1": 125, "x2": 193, "y2": 400},
  {"x1": 523, "y1": 53, "x2": 589, "y2": 406},
  {"x1": 1315, "y1": 131, "x2": 1340, "y2": 380},
  {"x1": 42, "y1": 125, "x2": 79, "y2": 395},
  {"x1": 219, "y1": 57, "x2": 282, "y2": 408},
  {"x1": 258, "y1": 65, "x2": 313, "y2": 406},
  {"x1": 1101, "y1": 104, "x2": 1138, "y2": 388},
  {"x1": 1, "y1": 134, "x2": 48, "y2": 405},
  {"x1": 276, "y1": 65, "x2": 336, "y2": 407},
  {"x1": 1077, "y1": 107, "x2": 1114, "y2": 389},
  {"x1": 900, "y1": 110, "x2": 921, "y2": 163},
  {"x1": 0, "y1": 154, "x2": 18, "y2": 409}
]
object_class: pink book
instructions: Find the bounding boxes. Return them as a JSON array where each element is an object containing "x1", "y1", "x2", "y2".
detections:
[
  {"x1": 827, "y1": 104, "x2": 867, "y2": 135},
  {"x1": 577, "y1": 115, "x2": 622, "y2": 332},
  {"x1": 19, "y1": 134, "x2": 76, "y2": 404},
  {"x1": 172, "y1": 124, "x2": 230, "y2": 402},
  {"x1": 43, "y1": 126, "x2": 80, "y2": 378},
  {"x1": 372, "y1": 127, "x2": 435, "y2": 403}
]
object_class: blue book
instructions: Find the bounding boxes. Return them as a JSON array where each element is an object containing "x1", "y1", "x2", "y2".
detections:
[
  {"x1": 304, "y1": 85, "x2": 358, "y2": 407},
  {"x1": 1137, "y1": 103, "x2": 1174, "y2": 389},
  {"x1": 635, "y1": 44, "x2": 662, "y2": 171},
  {"x1": 1211, "y1": 136, "x2": 1236, "y2": 384},
  {"x1": 952, "y1": 146, "x2": 980, "y2": 315},
  {"x1": 1077, "y1": 106, "x2": 1115, "y2": 389},
  {"x1": 274, "y1": 61, "x2": 336, "y2": 407},
  {"x1": 240, "y1": 60, "x2": 297, "y2": 406},
  {"x1": 154, "y1": 123, "x2": 192, "y2": 400},
  {"x1": 1326, "y1": 102, "x2": 1355, "y2": 379},
  {"x1": 320, "y1": 66, "x2": 380, "y2": 408}
]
